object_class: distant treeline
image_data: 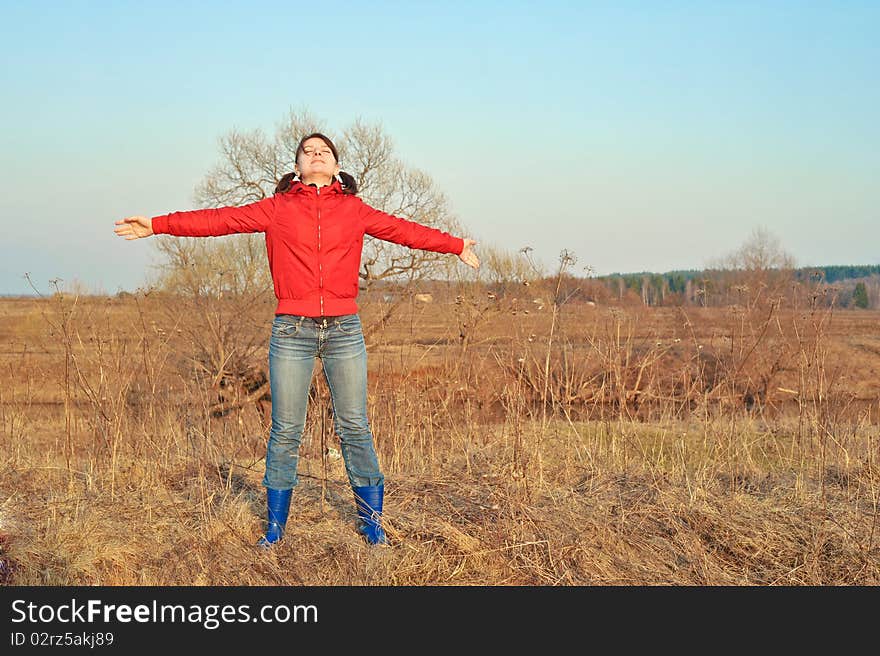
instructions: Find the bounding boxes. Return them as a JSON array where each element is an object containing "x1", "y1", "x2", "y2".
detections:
[
  {"x1": 792, "y1": 265, "x2": 880, "y2": 284},
  {"x1": 602, "y1": 264, "x2": 880, "y2": 289},
  {"x1": 590, "y1": 264, "x2": 880, "y2": 309}
]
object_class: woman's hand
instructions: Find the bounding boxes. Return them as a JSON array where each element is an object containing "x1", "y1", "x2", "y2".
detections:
[
  {"x1": 114, "y1": 216, "x2": 154, "y2": 240},
  {"x1": 458, "y1": 239, "x2": 480, "y2": 269}
]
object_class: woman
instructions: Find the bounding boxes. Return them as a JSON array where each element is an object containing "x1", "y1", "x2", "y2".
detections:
[{"x1": 115, "y1": 133, "x2": 480, "y2": 546}]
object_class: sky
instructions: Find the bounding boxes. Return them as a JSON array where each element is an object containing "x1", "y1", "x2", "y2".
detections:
[{"x1": 1, "y1": 0, "x2": 878, "y2": 295}]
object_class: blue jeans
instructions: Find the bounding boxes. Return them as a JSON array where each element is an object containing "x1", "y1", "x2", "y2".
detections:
[{"x1": 263, "y1": 313, "x2": 384, "y2": 490}]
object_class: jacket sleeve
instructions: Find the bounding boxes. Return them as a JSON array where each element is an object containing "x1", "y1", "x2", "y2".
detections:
[
  {"x1": 151, "y1": 196, "x2": 276, "y2": 237},
  {"x1": 359, "y1": 201, "x2": 464, "y2": 255}
]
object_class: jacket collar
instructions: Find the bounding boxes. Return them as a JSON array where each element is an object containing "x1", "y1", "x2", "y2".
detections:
[{"x1": 289, "y1": 179, "x2": 344, "y2": 196}]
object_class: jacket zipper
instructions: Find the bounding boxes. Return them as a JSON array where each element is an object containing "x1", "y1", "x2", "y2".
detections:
[{"x1": 317, "y1": 187, "x2": 324, "y2": 316}]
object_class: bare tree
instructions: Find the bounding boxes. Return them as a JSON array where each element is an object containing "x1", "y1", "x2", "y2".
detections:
[
  {"x1": 732, "y1": 227, "x2": 795, "y2": 271},
  {"x1": 708, "y1": 227, "x2": 796, "y2": 308}
]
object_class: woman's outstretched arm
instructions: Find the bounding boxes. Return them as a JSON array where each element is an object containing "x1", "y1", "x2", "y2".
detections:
[
  {"x1": 114, "y1": 197, "x2": 277, "y2": 240},
  {"x1": 359, "y1": 201, "x2": 480, "y2": 270}
]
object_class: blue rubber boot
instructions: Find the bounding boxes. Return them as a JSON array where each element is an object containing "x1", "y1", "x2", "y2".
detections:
[
  {"x1": 257, "y1": 488, "x2": 292, "y2": 547},
  {"x1": 352, "y1": 484, "x2": 388, "y2": 545}
]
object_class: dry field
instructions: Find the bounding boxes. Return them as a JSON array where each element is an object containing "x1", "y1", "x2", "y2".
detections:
[{"x1": 1, "y1": 291, "x2": 878, "y2": 585}]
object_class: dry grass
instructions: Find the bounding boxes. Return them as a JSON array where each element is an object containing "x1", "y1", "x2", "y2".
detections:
[{"x1": 1, "y1": 292, "x2": 878, "y2": 585}]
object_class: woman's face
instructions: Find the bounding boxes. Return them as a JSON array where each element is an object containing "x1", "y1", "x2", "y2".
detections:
[{"x1": 295, "y1": 137, "x2": 340, "y2": 183}]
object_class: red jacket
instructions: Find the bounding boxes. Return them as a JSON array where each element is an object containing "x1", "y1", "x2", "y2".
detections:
[{"x1": 151, "y1": 180, "x2": 464, "y2": 317}]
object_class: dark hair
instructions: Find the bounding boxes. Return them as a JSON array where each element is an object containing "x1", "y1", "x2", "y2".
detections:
[{"x1": 274, "y1": 132, "x2": 358, "y2": 195}]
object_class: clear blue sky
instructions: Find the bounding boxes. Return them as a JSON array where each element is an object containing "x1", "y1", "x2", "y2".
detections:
[{"x1": 2, "y1": 0, "x2": 878, "y2": 295}]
